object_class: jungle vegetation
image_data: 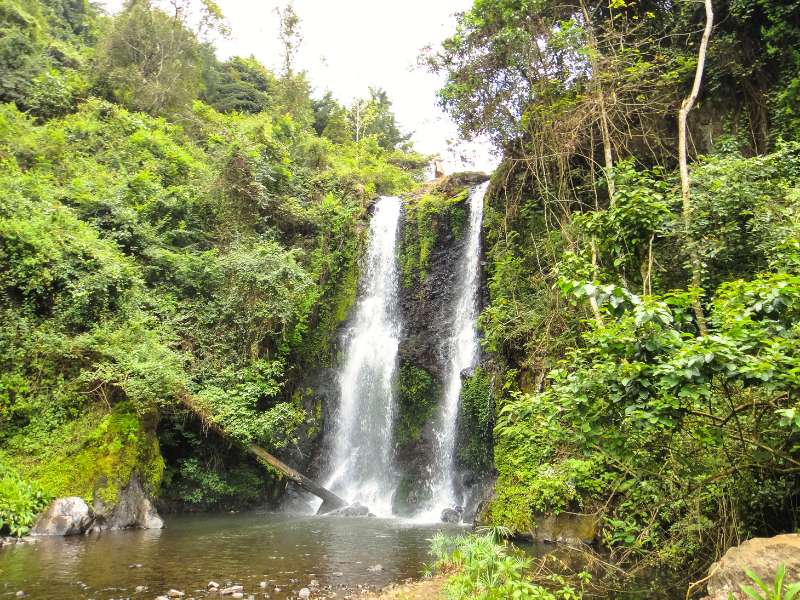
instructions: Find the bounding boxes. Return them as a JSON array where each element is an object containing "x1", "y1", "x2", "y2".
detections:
[
  {"x1": 1, "y1": 0, "x2": 800, "y2": 597},
  {"x1": 0, "y1": 0, "x2": 426, "y2": 533},
  {"x1": 424, "y1": 0, "x2": 800, "y2": 593}
]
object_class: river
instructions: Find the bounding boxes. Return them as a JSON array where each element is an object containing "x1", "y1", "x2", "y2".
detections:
[{"x1": 0, "y1": 512, "x2": 464, "y2": 599}]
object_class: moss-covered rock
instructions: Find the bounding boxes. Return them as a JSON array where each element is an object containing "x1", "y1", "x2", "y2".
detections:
[
  {"x1": 389, "y1": 364, "x2": 439, "y2": 516},
  {"x1": 456, "y1": 367, "x2": 494, "y2": 473},
  {"x1": 391, "y1": 172, "x2": 493, "y2": 516},
  {"x1": 400, "y1": 188, "x2": 469, "y2": 287},
  {"x1": 398, "y1": 173, "x2": 488, "y2": 380},
  {"x1": 395, "y1": 364, "x2": 439, "y2": 448},
  {"x1": 23, "y1": 403, "x2": 163, "y2": 511}
]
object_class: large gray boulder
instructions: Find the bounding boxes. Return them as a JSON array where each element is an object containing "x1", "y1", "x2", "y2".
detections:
[
  {"x1": 93, "y1": 474, "x2": 164, "y2": 530},
  {"x1": 440, "y1": 507, "x2": 463, "y2": 524},
  {"x1": 31, "y1": 497, "x2": 94, "y2": 536},
  {"x1": 529, "y1": 512, "x2": 599, "y2": 545},
  {"x1": 704, "y1": 534, "x2": 800, "y2": 599},
  {"x1": 326, "y1": 502, "x2": 373, "y2": 517}
]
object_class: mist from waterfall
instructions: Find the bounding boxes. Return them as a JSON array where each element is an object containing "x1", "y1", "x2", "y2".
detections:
[
  {"x1": 419, "y1": 181, "x2": 488, "y2": 520},
  {"x1": 324, "y1": 196, "x2": 402, "y2": 517}
]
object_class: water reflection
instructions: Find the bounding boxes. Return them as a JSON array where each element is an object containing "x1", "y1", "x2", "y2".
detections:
[{"x1": 0, "y1": 512, "x2": 462, "y2": 599}]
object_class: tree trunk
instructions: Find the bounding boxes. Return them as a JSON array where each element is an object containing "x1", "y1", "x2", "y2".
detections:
[
  {"x1": 678, "y1": 0, "x2": 714, "y2": 335},
  {"x1": 246, "y1": 444, "x2": 347, "y2": 513},
  {"x1": 180, "y1": 394, "x2": 347, "y2": 513},
  {"x1": 580, "y1": 1, "x2": 615, "y2": 205},
  {"x1": 599, "y1": 96, "x2": 615, "y2": 205}
]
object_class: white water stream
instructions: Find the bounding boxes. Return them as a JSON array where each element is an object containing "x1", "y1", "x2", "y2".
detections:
[
  {"x1": 418, "y1": 181, "x2": 487, "y2": 520},
  {"x1": 324, "y1": 196, "x2": 402, "y2": 517}
]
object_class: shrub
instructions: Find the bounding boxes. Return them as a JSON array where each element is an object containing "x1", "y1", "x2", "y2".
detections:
[
  {"x1": 428, "y1": 531, "x2": 586, "y2": 600},
  {"x1": 0, "y1": 458, "x2": 48, "y2": 536}
]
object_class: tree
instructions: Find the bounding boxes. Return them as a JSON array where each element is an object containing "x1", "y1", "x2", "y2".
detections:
[
  {"x1": 363, "y1": 87, "x2": 409, "y2": 150},
  {"x1": 275, "y1": 3, "x2": 301, "y2": 77},
  {"x1": 94, "y1": 0, "x2": 204, "y2": 115},
  {"x1": 204, "y1": 56, "x2": 277, "y2": 114},
  {"x1": 0, "y1": 0, "x2": 48, "y2": 105},
  {"x1": 425, "y1": 0, "x2": 682, "y2": 214},
  {"x1": 270, "y1": 4, "x2": 313, "y2": 127},
  {"x1": 312, "y1": 91, "x2": 352, "y2": 142},
  {"x1": 678, "y1": 0, "x2": 714, "y2": 335},
  {"x1": 348, "y1": 87, "x2": 409, "y2": 150},
  {"x1": 274, "y1": 71, "x2": 314, "y2": 128}
]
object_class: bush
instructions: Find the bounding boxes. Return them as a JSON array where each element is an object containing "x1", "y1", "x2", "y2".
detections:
[
  {"x1": 428, "y1": 531, "x2": 586, "y2": 600},
  {"x1": 0, "y1": 458, "x2": 48, "y2": 536}
]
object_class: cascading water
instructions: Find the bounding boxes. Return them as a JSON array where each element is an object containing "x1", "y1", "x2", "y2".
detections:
[
  {"x1": 420, "y1": 181, "x2": 488, "y2": 519},
  {"x1": 324, "y1": 196, "x2": 402, "y2": 517}
]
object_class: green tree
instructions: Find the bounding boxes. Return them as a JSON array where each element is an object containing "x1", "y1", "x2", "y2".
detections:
[
  {"x1": 348, "y1": 87, "x2": 409, "y2": 150},
  {"x1": 204, "y1": 56, "x2": 277, "y2": 114},
  {"x1": 94, "y1": 0, "x2": 204, "y2": 115}
]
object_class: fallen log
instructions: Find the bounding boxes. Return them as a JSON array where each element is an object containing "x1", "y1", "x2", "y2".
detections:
[{"x1": 179, "y1": 394, "x2": 347, "y2": 512}]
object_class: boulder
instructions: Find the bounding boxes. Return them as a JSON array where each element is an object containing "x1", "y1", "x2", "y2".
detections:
[
  {"x1": 703, "y1": 534, "x2": 800, "y2": 600},
  {"x1": 327, "y1": 502, "x2": 371, "y2": 517},
  {"x1": 529, "y1": 512, "x2": 599, "y2": 545},
  {"x1": 31, "y1": 497, "x2": 93, "y2": 536},
  {"x1": 435, "y1": 172, "x2": 491, "y2": 198},
  {"x1": 93, "y1": 473, "x2": 164, "y2": 530},
  {"x1": 440, "y1": 507, "x2": 463, "y2": 524}
]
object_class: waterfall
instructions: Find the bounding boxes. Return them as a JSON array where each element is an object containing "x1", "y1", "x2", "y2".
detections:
[
  {"x1": 421, "y1": 181, "x2": 488, "y2": 519},
  {"x1": 324, "y1": 196, "x2": 402, "y2": 517}
]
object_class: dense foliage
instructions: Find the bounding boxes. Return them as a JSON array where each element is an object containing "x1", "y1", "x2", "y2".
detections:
[
  {"x1": 4, "y1": 0, "x2": 800, "y2": 597},
  {"x1": 0, "y1": 0, "x2": 426, "y2": 530},
  {"x1": 427, "y1": 0, "x2": 800, "y2": 593},
  {"x1": 428, "y1": 530, "x2": 589, "y2": 600}
]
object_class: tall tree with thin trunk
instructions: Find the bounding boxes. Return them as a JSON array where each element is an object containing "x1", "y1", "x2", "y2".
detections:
[{"x1": 678, "y1": 0, "x2": 714, "y2": 335}]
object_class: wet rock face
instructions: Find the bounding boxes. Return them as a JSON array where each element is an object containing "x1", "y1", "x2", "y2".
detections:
[
  {"x1": 31, "y1": 497, "x2": 93, "y2": 536},
  {"x1": 391, "y1": 172, "x2": 493, "y2": 517},
  {"x1": 397, "y1": 172, "x2": 489, "y2": 380},
  {"x1": 93, "y1": 473, "x2": 164, "y2": 530},
  {"x1": 703, "y1": 534, "x2": 800, "y2": 600},
  {"x1": 305, "y1": 172, "x2": 494, "y2": 516},
  {"x1": 397, "y1": 213, "x2": 465, "y2": 380},
  {"x1": 440, "y1": 507, "x2": 463, "y2": 524}
]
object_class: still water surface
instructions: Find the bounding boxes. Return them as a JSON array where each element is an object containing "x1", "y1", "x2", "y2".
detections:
[{"x1": 0, "y1": 512, "x2": 464, "y2": 599}]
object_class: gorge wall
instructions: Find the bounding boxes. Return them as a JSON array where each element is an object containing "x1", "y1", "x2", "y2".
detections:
[
  {"x1": 391, "y1": 172, "x2": 494, "y2": 518},
  {"x1": 292, "y1": 172, "x2": 496, "y2": 519}
]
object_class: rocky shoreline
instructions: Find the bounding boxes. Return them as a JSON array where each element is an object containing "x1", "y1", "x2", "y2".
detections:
[{"x1": 358, "y1": 575, "x2": 447, "y2": 600}]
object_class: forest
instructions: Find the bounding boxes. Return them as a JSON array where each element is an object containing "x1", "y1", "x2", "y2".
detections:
[{"x1": 1, "y1": 0, "x2": 799, "y2": 599}]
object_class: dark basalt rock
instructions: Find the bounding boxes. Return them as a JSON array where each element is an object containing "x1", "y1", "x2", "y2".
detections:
[
  {"x1": 440, "y1": 506, "x2": 464, "y2": 524},
  {"x1": 391, "y1": 173, "x2": 493, "y2": 517},
  {"x1": 436, "y1": 172, "x2": 490, "y2": 198}
]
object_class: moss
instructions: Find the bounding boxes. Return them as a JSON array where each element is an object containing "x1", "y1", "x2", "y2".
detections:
[
  {"x1": 294, "y1": 221, "x2": 362, "y2": 368},
  {"x1": 400, "y1": 184, "x2": 472, "y2": 287},
  {"x1": 448, "y1": 189, "x2": 469, "y2": 239},
  {"x1": 456, "y1": 367, "x2": 494, "y2": 473},
  {"x1": 485, "y1": 484, "x2": 535, "y2": 533},
  {"x1": 394, "y1": 364, "x2": 440, "y2": 448},
  {"x1": 24, "y1": 403, "x2": 164, "y2": 506}
]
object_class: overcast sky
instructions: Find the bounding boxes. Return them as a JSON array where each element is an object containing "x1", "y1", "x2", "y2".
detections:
[{"x1": 98, "y1": 0, "x2": 497, "y2": 172}]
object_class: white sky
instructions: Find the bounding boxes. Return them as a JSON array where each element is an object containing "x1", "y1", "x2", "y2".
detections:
[{"x1": 98, "y1": 0, "x2": 497, "y2": 173}]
